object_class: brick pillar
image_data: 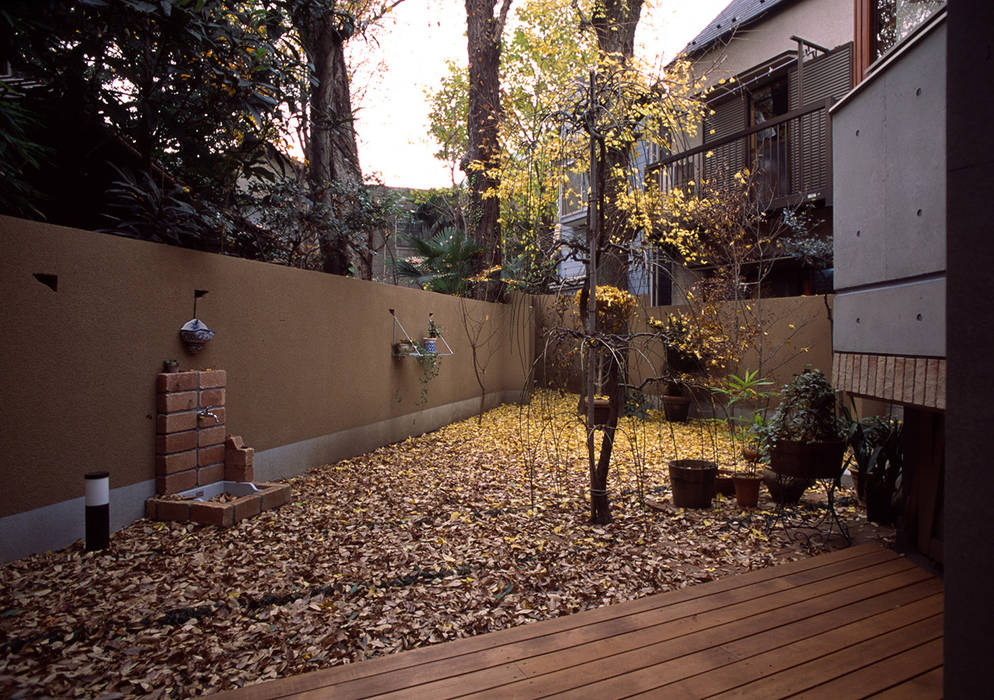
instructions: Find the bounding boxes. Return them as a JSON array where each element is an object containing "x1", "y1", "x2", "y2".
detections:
[{"x1": 155, "y1": 370, "x2": 227, "y2": 494}]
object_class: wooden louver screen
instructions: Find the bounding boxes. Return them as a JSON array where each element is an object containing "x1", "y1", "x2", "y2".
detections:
[
  {"x1": 789, "y1": 43, "x2": 854, "y2": 199},
  {"x1": 703, "y1": 94, "x2": 747, "y2": 189}
]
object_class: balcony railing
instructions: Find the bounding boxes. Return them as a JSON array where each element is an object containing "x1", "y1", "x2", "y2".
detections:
[{"x1": 647, "y1": 98, "x2": 834, "y2": 210}]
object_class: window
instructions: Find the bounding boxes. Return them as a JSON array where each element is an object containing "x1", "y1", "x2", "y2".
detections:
[{"x1": 873, "y1": 0, "x2": 946, "y2": 59}]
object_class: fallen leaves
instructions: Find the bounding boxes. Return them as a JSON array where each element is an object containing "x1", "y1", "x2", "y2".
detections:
[{"x1": 0, "y1": 390, "x2": 886, "y2": 698}]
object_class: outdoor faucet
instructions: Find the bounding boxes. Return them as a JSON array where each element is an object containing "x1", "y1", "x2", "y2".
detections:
[{"x1": 199, "y1": 407, "x2": 221, "y2": 424}]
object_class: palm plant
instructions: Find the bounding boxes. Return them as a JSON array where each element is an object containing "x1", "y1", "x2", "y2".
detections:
[{"x1": 395, "y1": 226, "x2": 483, "y2": 297}]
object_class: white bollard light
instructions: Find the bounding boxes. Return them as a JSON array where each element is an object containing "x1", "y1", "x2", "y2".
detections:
[{"x1": 85, "y1": 471, "x2": 110, "y2": 551}]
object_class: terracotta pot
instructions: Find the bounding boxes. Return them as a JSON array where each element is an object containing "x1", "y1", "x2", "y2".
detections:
[
  {"x1": 662, "y1": 395, "x2": 691, "y2": 422},
  {"x1": 733, "y1": 474, "x2": 762, "y2": 507},
  {"x1": 770, "y1": 440, "x2": 846, "y2": 480},
  {"x1": 668, "y1": 459, "x2": 717, "y2": 508}
]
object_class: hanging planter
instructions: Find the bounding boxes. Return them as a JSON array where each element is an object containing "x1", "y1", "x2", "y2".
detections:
[{"x1": 180, "y1": 318, "x2": 215, "y2": 354}]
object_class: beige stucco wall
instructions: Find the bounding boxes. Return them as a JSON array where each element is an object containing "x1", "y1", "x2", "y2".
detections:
[
  {"x1": 0, "y1": 216, "x2": 533, "y2": 520},
  {"x1": 533, "y1": 292, "x2": 834, "y2": 398},
  {"x1": 692, "y1": 0, "x2": 853, "y2": 88}
]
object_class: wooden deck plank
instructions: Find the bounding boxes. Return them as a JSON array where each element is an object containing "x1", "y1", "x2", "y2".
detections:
[
  {"x1": 710, "y1": 615, "x2": 943, "y2": 699},
  {"x1": 497, "y1": 581, "x2": 941, "y2": 700},
  {"x1": 792, "y1": 638, "x2": 944, "y2": 699},
  {"x1": 205, "y1": 545, "x2": 941, "y2": 700},
  {"x1": 291, "y1": 553, "x2": 916, "y2": 699},
  {"x1": 214, "y1": 545, "x2": 890, "y2": 700},
  {"x1": 582, "y1": 587, "x2": 943, "y2": 700},
  {"x1": 868, "y1": 666, "x2": 943, "y2": 699},
  {"x1": 622, "y1": 596, "x2": 943, "y2": 700},
  {"x1": 218, "y1": 544, "x2": 891, "y2": 700}
]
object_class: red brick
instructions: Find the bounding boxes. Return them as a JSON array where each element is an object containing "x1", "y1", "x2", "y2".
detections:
[
  {"x1": 198, "y1": 370, "x2": 227, "y2": 389},
  {"x1": 197, "y1": 463, "x2": 224, "y2": 485},
  {"x1": 197, "y1": 407, "x2": 225, "y2": 428},
  {"x1": 158, "y1": 411, "x2": 198, "y2": 434},
  {"x1": 156, "y1": 430, "x2": 197, "y2": 455},
  {"x1": 156, "y1": 470, "x2": 197, "y2": 495},
  {"x1": 145, "y1": 500, "x2": 156, "y2": 519},
  {"x1": 198, "y1": 388, "x2": 226, "y2": 408},
  {"x1": 225, "y1": 462, "x2": 254, "y2": 483},
  {"x1": 875, "y1": 356, "x2": 887, "y2": 398},
  {"x1": 156, "y1": 371, "x2": 198, "y2": 393},
  {"x1": 198, "y1": 444, "x2": 225, "y2": 467},
  {"x1": 155, "y1": 499, "x2": 192, "y2": 522},
  {"x1": 190, "y1": 501, "x2": 234, "y2": 527},
  {"x1": 157, "y1": 391, "x2": 197, "y2": 413},
  {"x1": 225, "y1": 435, "x2": 254, "y2": 463},
  {"x1": 156, "y1": 449, "x2": 196, "y2": 475},
  {"x1": 225, "y1": 446, "x2": 254, "y2": 469},
  {"x1": 259, "y1": 483, "x2": 291, "y2": 511},
  {"x1": 198, "y1": 425, "x2": 226, "y2": 448},
  {"x1": 893, "y1": 357, "x2": 906, "y2": 402},
  {"x1": 903, "y1": 357, "x2": 916, "y2": 403},
  {"x1": 232, "y1": 494, "x2": 261, "y2": 523}
]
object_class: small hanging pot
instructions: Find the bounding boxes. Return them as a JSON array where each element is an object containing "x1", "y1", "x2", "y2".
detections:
[{"x1": 180, "y1": 318, "x2": 215, "y2": 354}]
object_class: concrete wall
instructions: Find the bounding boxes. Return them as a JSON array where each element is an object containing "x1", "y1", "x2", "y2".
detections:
[
  {"x1": 0, "y1": 217, "x2": 533, "y2": 561},
  {"x1": 692, "y1": 0, "x2": 853, "y2": 88},
  {"x1": 831, "y1": 16, "x2": 946, "y2": 358}
]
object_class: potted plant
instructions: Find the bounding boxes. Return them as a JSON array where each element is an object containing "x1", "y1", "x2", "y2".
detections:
[
  {"x1": 732, "y1": 445, "x2": 763, "y2": 507},
  {"x1": 162, "y1": 359, "x2": 180, "y2": 373},
  {"x1": 707, "y1": 370, "x2": 775, "y2": 506},
  {"x1": 575, "y1": 285, "x2": 636, "y2": 428},
  {"x1": 653, "y1": 313, "x2": 701, "y2": 422},
  {"x1": 845, "y1": 413, "x2": 903, "y2": 525},
  {"x1": 392, "y1": 340, "x2": 417, "y2": 356},
  {"x1": 764, "y1": 368, "x2": 846, "y2": 481},
  {"x1": 422, "y1": 313, "x2": 440, "y2": 354}
]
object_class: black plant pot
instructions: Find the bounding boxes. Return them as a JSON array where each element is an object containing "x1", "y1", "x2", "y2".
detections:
[
  {"x1": 662, "y1": 395, "x2": 691, "y2": 422},
  {"x1": 669, "y1": 460, "x2": 717, "y2": 508},
  {"x1": 762, "y1": 469, "x2": 813, "y2": 505},
  {"x1": 865, "y1": 476, "x2": 896, "y2": 526},
  {"x1": 770, "y1": 440, "x2": 846, "y2": 480}
]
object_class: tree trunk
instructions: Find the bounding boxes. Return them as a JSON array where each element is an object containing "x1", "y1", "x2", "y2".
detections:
[
  {"x1": 295, "y1": 4, "x2": 362, "y2": 276},
  {"x1": 590, "y1": 357, "x2": 622, "y2": 524},
  {"x1": 588, "y1": 0, "x2": 643, "y2": 290},
  {"x1": 465, "y1": 0, "x2": 510, "y2": 296}
]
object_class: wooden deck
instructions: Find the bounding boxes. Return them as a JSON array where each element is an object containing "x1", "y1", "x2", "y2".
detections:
[{"x1": 211, "y1": 543, "x2": 943, "y2": 699}]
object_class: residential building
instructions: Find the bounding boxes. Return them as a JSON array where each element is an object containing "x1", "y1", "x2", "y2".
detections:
[
  {"x1": 644, "y1": 0, "x2": 854, "y2": 303},
  {"x1": 557, "y1": 0, "x2": 856, "y2": 300}
]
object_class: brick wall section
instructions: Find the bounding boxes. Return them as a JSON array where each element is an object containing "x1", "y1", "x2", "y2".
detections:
[
  {"x1": 155, "y1": 369, "x2": 227, "y2": 494},
  {"x1": 146, "y1": 482, "x2": 290, "y2": 525},
  {"x1": 225, "y1": 435, "x2": 254, "y2": 483},
  {"x1": 833, "y1": 352, "x2": 945, "y2": 410}
]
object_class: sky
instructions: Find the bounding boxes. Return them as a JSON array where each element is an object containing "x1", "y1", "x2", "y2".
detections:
[{"x1": 348, "y1": 0, "x2": 731, "y2": 190}]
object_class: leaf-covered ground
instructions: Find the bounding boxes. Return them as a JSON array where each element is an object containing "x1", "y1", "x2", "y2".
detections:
[{"x1": 0, "y1": 391, "x2": 889, "y2": 698}]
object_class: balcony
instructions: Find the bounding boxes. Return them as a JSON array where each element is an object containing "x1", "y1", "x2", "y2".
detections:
[{"x1": 648, "y1": 98, "x2": 835, "y2": 210}]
